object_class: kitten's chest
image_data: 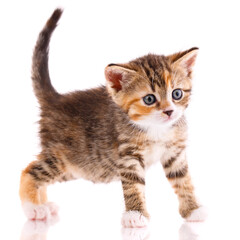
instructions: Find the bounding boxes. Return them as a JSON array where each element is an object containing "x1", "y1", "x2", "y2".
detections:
[
  {"x1": 141, "y1": 141, "x2": 167, "y2": 168},
  {"x1": 139, "y1": 125, "x2": 182, "y2": 168}
]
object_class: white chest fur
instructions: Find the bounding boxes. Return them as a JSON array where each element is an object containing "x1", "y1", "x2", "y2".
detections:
[
  {"x1": 142, "y1": 141, "x2": 167, "y2": 168},
  {"x1": 140, "y1": 124, "x2": 179, "y2": 168}
]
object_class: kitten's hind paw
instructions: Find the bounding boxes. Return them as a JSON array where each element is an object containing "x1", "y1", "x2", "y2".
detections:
[
  {"x1": 22, "y1": 202, "x2": 51, "y2": 220},
  {"x1": 122, "y1": 211, "x2": 149, "y2": 228},
  {"x1": 185, "y1": 206, "x2": 208, "y2": 222},
  {"x1": 22, "y1": 202, "x2": 59, "y2": 221},
  {"x1": 45, "y1": 202, "x2": 59, "y2": 216}
]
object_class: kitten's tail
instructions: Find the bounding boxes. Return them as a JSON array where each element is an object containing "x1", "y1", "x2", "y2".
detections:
[{"x1": 32, "y1": 8, "x2": 63, "y2": 103}]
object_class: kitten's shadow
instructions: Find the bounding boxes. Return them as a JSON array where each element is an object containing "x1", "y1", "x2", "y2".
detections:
[
  {"x1": 179, "y1": 222, "x2": 204, "y2": 240},
  {"x1": 20, "y1": 217, "x2": 203, "y2": 240},
  {"x1": 20, "y1": 215, "x2": 59, "y2": 240},
  {"x1": 121, "y1": 227, "x2": 150, "y2": 240},
  {"x1": 121, "y1": 221, "x2": 204, "y2": 240}
]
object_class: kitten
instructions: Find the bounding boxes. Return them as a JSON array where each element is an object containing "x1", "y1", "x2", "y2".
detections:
[{"x1": 19, "y1": 9, "x2": 207, "y2": 227}]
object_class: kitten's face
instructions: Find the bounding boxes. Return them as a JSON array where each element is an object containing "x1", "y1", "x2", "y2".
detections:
[{"x1": 105, "y1": 48, "x2": 198, "y2": 131}]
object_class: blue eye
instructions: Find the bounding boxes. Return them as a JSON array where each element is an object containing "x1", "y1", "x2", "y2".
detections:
[
  {"x1": 143, "y1": 94, "x2": 156, "y2": 105},
  {"x1": 172, "y1": 89, "x2": 183, "y2": 100}
]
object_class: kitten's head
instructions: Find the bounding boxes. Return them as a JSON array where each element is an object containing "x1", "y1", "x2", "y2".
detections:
[{"x1": 105, "y1": 48, "x2": 198, "y2": 131}]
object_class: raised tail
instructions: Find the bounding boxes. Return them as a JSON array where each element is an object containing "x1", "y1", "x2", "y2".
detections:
[{"x1": 32, "y1": 8, "x2": 63, "y2": 103}]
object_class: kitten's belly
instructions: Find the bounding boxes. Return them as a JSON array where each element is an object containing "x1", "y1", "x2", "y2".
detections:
[
  {"x1": 66, "y1": 143, "x2": 167, "y2": 183},
  {"x1": 69, "y1": 162, "x2": 120, "y2": 183}
]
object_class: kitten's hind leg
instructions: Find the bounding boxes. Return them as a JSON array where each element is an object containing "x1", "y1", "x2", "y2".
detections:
[{"x1": 19, "y1": 154, "x2": 64, "y2": 220}]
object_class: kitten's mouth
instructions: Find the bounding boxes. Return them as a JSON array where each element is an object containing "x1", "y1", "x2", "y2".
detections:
[
  {"x1": 162, "y1": 115, "x2": 176, "y2": 124},
  {"x1": 165, "y1": 116, "x2": 173, "y2": 121}
]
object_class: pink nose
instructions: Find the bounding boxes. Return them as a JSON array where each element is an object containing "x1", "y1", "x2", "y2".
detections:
[{"x1": 163, "y1": 110, "x2": 173, "y2": 117}]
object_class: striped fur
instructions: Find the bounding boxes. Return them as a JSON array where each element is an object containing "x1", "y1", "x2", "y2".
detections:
[{"x1": 20, "y1": 9, "x2": 202, "y2": 225}]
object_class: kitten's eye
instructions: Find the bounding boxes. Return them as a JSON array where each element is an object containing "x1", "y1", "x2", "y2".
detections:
[
  {"x1": 172, "y1": 89, "x2": 183, "y2": 100},
  {"x1": 143, "y1": 94, "x2": 156, "y2": 105}
]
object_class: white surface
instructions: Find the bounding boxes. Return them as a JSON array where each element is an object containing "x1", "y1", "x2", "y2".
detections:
[{"x1": 1, "y1": 0, "x2": 240, "y2": 239}]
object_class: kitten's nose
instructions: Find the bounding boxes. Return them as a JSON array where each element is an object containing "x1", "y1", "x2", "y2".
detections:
[{"x1": 163, "y1": 110, "x2": 173, "y2": 117}]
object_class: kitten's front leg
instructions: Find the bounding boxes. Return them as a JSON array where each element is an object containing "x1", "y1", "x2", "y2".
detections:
[
  {"x1": 121, "y1": 178, "x2": 149, "y2": 228},
  {"x1": 119, "y1": 152, "x2": 149, "y2": 228},
  {"x1": 162, "y1": 151, "x2": 207, "y2": 222}
]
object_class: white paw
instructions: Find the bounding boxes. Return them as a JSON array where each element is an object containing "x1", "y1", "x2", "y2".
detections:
[
  {"x1": 122, "y1": 211, "x2": 149, "y2": 228},
  {"x1": 45, "y1": 202, "x2": 59, "y2": 215},
  {"x1": 185, "y1": 206, "x2": 208, "y2": 222},
  {"x1": 22, "y1": 202, "x2": 59, "y2": 221}
]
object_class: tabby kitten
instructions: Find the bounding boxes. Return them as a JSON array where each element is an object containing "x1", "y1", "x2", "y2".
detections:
[{"x1": 20, "y1": 9, "x2": 206, "y2": 227}]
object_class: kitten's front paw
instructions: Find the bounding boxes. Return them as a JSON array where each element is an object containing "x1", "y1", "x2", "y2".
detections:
[
  {"x1": 22, "y1": 202, "x2": 59, "y2": 221},
  {"x1": 185, "y1": 206, "x2": 208, "y2": 222},
  {"x1": 122, "y1": 211, "x2": 149, "y2": 228}
]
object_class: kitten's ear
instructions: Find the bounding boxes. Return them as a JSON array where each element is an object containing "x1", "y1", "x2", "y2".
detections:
[
  {"x1": 105, "y1": 64, "x2": 136, "y2": 92},
  {"x1": 170, "y1": 47, "x2": 199, "y2": 77}
]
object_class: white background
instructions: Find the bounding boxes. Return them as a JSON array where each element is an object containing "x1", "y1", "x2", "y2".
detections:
[{"x1": 0, "y1": 0, "x2": 240, "y2": 239}]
